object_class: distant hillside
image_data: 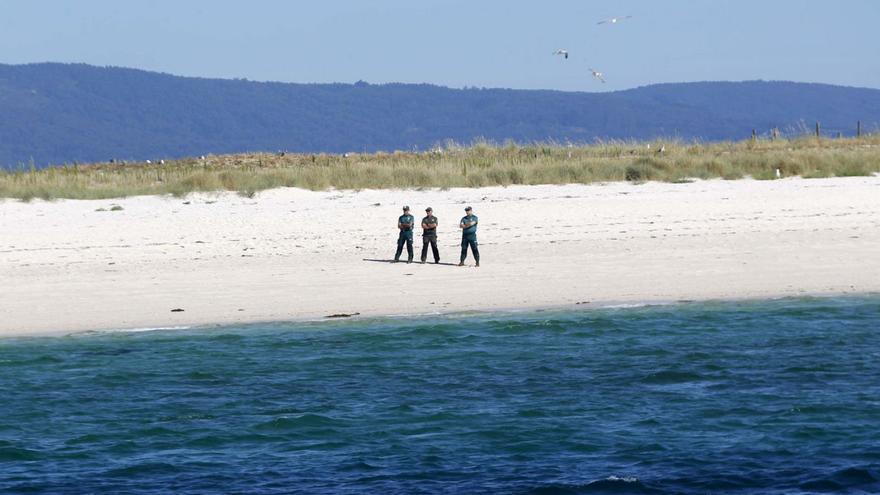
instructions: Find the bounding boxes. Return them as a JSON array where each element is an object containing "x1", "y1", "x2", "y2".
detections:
[{"x1": 1, "y1": 63, "x2": 879, "y2": 168}]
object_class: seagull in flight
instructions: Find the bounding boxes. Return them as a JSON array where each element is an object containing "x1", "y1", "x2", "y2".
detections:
[
  {"x1": 553, "y1": 49, "x2": 569, "y2": 59},
  {"x1": 597, "y1": 15, "x2": 632, "y2": 25},
  {"x1": 589, "y1": 67, "x2": 606, "y2": 84}
]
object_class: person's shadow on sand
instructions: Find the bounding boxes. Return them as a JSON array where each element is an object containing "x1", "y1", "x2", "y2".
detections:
[{"x1": 362, "y1": 258, "x2": 460, "y2": 267}]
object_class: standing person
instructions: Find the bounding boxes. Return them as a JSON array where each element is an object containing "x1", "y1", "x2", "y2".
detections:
[
  {"x1": 459, "y1": 206, "x2": 480, "y2": 267},
  {"x1": 420, "y1": 207, "x2": 440, "y2": 264},
  {"x1": 394, "y1": 206, "x2": 415, "y2": 263}
]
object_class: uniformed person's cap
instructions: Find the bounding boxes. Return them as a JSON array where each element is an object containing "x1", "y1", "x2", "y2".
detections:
[
  {"x1": 403, "y1": 205, "x2": 410, "y2": 210},
  {"x1": 425, "y1": 207, "x2": 432, "y2": 212},
  {"x1": 464, "y1": 206, "x2": 472, "y2": 211}
]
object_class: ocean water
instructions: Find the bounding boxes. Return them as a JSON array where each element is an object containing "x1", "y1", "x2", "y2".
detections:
[{"x1": 2, "y1": 297, "x2": 879, "y2": 494}]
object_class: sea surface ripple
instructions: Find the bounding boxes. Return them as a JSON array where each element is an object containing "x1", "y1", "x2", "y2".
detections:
[{"x1": 1, "y1": 296, "x2": 879, "y2": 494}]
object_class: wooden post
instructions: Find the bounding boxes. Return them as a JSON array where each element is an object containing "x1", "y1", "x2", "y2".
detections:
[
  {"x1": 751, "y1": 129, "x2": 757, "y2": 141},
  {"x1": 857, "y1": 120, "x2": 862, "y2": 138},
  {"x1": 815, "y1": 122, "x2": 820, "y2": 138}
]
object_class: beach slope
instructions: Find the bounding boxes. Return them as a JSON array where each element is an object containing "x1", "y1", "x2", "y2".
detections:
[{"x1": 2, "y1": 177, "x2": 879, "y2": 336}]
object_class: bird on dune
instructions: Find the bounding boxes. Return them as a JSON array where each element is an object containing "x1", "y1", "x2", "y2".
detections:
[
  {"x1": 589, "y1": 67, "x2": 606, "y2": 83},
  {"x1": 553, "y1": 49, "x2": 569, "y2": 59},
  {"x1": 597, "y1": 15, "x2": 632, "y2": 25}
]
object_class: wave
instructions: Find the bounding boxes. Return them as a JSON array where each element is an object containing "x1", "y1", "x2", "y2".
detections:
[
  {"x1": 640, "y1": 370, "x2": 706, "y2": 384},
  {"x1": 526, "y1": 476, "x2": 658, "y2": 494},
  {"x1": 110, "y1": 325, "x2": 194, "y2": 333},
  {"x1": 74, "y1": 325, "x2": 193, "y2": 336},
  {"x1": 597, "y1": 303, "x2": 656, "y2": 310},
  {"x1": 0, "y1": 445, "x2": 42, "y2": 462},
  {"x1": 0, "y1": 354, "x2": 64, "y2": 366},
  {"x1": 101, "y1": 462, "x2": 182, "y2": 478},
  {"x1": 799, "y1": 466, "x2": 880, "y2": 492},
  {"x1": 253, "y1": 414, "x2": 346, "y2": 431}
]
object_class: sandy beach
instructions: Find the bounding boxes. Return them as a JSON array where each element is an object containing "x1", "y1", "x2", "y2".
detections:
[{"x1": 2, "y1": 176, "x2": 878, "y2": 337}]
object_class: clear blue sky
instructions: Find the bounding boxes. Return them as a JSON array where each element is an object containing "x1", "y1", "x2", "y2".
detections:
[{"x1": 1, "y1": 0, "x2": 877, "y2": 91}]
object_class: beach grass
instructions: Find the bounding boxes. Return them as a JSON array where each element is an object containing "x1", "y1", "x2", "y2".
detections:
[{"x1": 2, "y1": 135, "x2": 879, "y2": 200}]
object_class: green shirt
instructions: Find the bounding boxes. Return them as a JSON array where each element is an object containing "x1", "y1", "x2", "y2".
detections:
[
  {"x1": 422, "y1": 215, "x2": 437, "y2": 235},
  {"x1": 399, "y1": 214, "x2": 414, "y2": 231},
  {"x1": 461, "y1": 214, "x2": 478, "y2": 236}
]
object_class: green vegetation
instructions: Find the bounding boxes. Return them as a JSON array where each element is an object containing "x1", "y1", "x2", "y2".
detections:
[{"x1": 2, "y1": 137, "x2": 879, "y2": 201}]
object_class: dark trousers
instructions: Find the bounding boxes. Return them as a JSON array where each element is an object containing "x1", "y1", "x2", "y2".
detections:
[
  {"x1": 460, "y1": 236, "x2": 479, "y2": 263},
  {"x1": 421, "y1": 235, "x2": 439, "y2": 262},
  {"x1": 395, "y1": 232, "x2": 413, "y2": 262}
]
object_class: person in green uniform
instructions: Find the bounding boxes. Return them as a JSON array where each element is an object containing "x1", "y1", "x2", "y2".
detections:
[
  {"x1": 459, "y1": 206, "x2": 480, "y2": 267},
  {"x1": 420, "y1": 207, "x2": 440, "y2": 264},
  {"x1": 394, "y1": 206, "x2": 415, "y2": 263}
]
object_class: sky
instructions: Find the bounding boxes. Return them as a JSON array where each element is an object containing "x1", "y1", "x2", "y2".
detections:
[{"x1": 1, "y1": 0, "x2": 878, "y2": 92}]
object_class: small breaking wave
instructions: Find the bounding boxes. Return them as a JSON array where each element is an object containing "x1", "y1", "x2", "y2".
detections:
[{"x1": 526, "y1": 475, "x2": 655, "y2": 494}]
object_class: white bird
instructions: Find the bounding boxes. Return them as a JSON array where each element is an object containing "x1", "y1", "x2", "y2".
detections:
[
  {"x1": 589, "y1": 67, "x2": 606, "y2": 83},
  {"x1": 553, "y1": 49, "x2": 569, "y2": 60},
  {"x1": 597, "y1": 15, "x2": 632, "y2": 25}
]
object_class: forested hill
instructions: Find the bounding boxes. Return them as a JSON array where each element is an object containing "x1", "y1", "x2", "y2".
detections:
[{"x1": 2, "y1": 63, "x2": 879, "y2": 168}]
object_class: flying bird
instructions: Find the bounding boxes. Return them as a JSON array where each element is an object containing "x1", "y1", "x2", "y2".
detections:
[
  {"x1": 589, "y1": 67, "x2": 606, "y2": 84},
  {"x1": 553, "y1": 49, "x2": 569, "y2": 59},
  {"x1": 597, "y1": 15, "x2": 632, "y2": 25}
]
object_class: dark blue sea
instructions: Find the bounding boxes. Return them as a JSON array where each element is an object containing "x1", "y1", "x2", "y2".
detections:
[{"x1": 2, "y1": 296, "x2": 879, "y2": 494}]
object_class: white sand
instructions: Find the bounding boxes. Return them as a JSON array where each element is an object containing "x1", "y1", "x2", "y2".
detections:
[{"x1": 2, "y1": 177, "x2": 879, "y2": 337}]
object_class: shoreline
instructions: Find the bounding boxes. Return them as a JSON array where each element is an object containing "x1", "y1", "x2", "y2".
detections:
[
  {"x1": 3, "y1": 177, "x2": 879, "y2": 338},
  {"x1": 5, "y1": 292, "x2": 878, "y2": 340}
]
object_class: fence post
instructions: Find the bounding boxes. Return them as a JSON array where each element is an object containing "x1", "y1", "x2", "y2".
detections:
[
  {"x1": 815, "y1": 122, "x2": 820, "y2": 138},
  {"x1": 857, "y1": 120, "x2": 862, "y2": 138},
  {"x1": 751, "y1": 129, "x2": 756, "y2": 141}
]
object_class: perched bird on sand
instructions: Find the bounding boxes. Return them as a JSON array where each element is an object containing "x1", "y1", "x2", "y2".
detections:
[
  {"x1": 597, "y1": 15, "x2": 632, "y2": 25},
  {"x1": 553, "y1": 49, "x2": 569, "y2": 59},
  {"x1": 589, "y1": 67, "x2": 606, "y2": 83}
]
